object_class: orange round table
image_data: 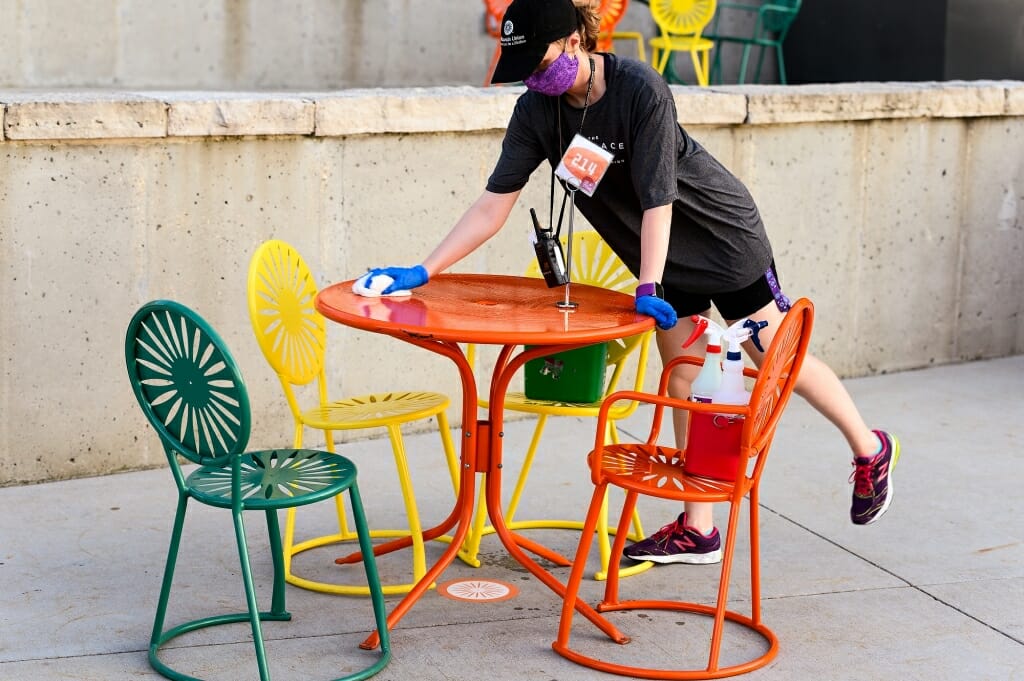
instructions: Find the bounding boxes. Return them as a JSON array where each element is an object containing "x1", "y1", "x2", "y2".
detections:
[{"x1": 316, "y1": 273, "x2": 653, "y2": 649}]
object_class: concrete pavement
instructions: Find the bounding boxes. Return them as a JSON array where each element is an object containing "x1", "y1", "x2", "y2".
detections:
[{"x1": 1, "y1": 355, "x2": 1022, "y2": 680}]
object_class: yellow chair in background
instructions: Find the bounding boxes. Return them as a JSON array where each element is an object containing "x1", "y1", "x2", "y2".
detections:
[
  {"x1": 247, "y1": 239, "x2": 459, "y2": 596},
  {"x1": 459, "y1": 231, "x2": 655, "y2": 580},
  {"x1": 648, "y1": 0, "x2": 718, "y2": 86},
  {"x1": 597, "y1": 0, "x2": 647, "y2": 62}
]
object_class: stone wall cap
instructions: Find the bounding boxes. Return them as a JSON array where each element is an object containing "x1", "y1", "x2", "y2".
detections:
[
  {"x1": 0, "y1": 90, "x2": 167, "y2": 140},
  {"x1": 672, "y1": 86, "x2": 747, "y2": 124},
  {"x1": 1003, "y1": 81, "x2": 1024, "y2": 115},
  {"x1": 1, "y1": 82, "x2": 1022, "y2": 141},
  {"x1": 727, "y1": 80, "x2": 1016, "y2": 124},
  {"x1": 144, "y1": 92, "x2": 316, "y2": 137},
  {"x1": 313, "y1": 85, "x2": 522, "y2": 136}
]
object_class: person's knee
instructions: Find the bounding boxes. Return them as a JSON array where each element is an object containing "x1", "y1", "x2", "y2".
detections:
[{"x1": 666, "y1": 367, "x2": 695, "y2": 398}]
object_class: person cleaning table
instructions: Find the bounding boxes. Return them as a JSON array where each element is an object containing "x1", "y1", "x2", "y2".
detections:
[{"x1": 365, "y1": 0, "x2": 901, "y2": 567}]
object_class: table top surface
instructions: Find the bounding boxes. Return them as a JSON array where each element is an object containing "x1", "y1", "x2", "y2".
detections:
[{"x1": 315, "y1": 273, "x2": 653, "y2": 345}]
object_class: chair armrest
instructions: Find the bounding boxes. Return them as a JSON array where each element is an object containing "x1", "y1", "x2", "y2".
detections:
[
  {"x1": 659, "y1": 354, "x2": 759, "y2": 393},
  {"x1": 589, "y1": 354, "x2": 759, "y2": 452}
]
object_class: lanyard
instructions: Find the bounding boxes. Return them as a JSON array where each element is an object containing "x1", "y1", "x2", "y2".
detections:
[
  {"x1": 549, "y1": 56, "x2": 595, "y2": 310},
  {"x1": 549, "y1": 56, "x2": 596, "y2": 239}
]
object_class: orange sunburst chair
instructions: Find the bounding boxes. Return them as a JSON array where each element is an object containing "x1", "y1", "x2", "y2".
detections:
[{"x1": 554, "y1": 297, "x2": 814, "y2": 679}]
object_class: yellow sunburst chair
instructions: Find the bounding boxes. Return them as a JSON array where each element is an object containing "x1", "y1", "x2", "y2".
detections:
[
  {"x1": 648, "y1": 0, "x2": 718, "y2": 86},
  {"x1": 247, "y1": 239, "x2": 459, "y2": 596}
]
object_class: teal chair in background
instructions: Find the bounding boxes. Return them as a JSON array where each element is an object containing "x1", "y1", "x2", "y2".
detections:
[
  {"x1": 125, "y1": 299, "x2": 391, "y2": 681},
  {"x1": 705, "y1": 0, "x2": 802, "y2": 84}
]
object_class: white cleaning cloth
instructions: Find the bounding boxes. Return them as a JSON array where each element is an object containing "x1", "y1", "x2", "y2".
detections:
[{"x1": 351, "y1": 272, "x2": 413, "y2": 298}]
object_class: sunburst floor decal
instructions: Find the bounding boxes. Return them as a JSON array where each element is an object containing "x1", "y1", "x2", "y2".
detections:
[{"x1": 437, "y1": 578, "x2": 519, "y2": 603}]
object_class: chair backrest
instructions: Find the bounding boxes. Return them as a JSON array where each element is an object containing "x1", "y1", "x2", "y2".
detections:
[
  {"x1": 649, "y1": 0, "x2": 717, "y2": 38},
  {"x1": 525, "y1": 230, "x2": 653, "y2": 397},
  {"x1": 761, "y1": 0, "x2": 801, "y2": 37},
  {"x1": 484, "y1": 0, "x2": 513, "y2": 37},
  {"x1": 247, "y1": 240, "x2": 328, "y2": 395},
  {"x1": 597, "y1": 0, "x2": 631, "y2": 52},
  {"x1": 125, "y1": 300, "x2": 251, "y2": 468},
  {"x1": 744, "y1": 297, "x2": 813, "y2": 466},
  {"x1": 525, "y1": 229, "x2": 636, "y2": 292}
]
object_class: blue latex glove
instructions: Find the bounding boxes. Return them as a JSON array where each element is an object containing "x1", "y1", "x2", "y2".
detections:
[
  {"x1": 636, "y1": 294, "x2": 678, "y2": 330},
  {"x1": 367, "y1": 265, "x2": 429, "y2": 295}
]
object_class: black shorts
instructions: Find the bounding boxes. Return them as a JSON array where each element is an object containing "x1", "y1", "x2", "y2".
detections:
[{"x1": 664, "y1": 262, "x2": 788, "y2": 320}]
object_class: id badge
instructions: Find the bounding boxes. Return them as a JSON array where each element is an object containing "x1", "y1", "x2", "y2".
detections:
[{"x1": 555, "y1": 134, "x2": 614, "y2": 197}]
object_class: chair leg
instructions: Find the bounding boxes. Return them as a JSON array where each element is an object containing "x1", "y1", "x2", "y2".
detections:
[
  {"x1": 692, "y1": 48, "x2": 710, "y2": 87},
  {"x1": 266, "y1": 509, "x2": 288, "y2": 616},
  {"x1": 710, "y1": 42, "x2": 724, "y2": 84},
  {"x1": 150, "y1": 496, "x2": 188, "y2": 654},
  {"x1": 323, "y1": 429, "x2": 356, "y2": 537},
  {"x1": 738, "y1": 43, "x2": 752, "y2": 84},
  {"x1": 385, "y1": 424, "x2": 428, "y2": 582},
  {"x1": 606, "y1": 425, "x2": 647, "y2": 544},
  {"x1": 593, "y1": 490, "x2": 613, "y2": 579},
  {"x1": 283, "y1": 427, "x2": 358, "y2": 589},
  {"x1": 506, "y1": 414, "x2": 548, "y2": 522},
  {"x1": 654, "y1": 46, "x2": 670, "y2": 75},
  {"x1": 436, "y1": 410, "x2": 460, "y2": 495},
  {"x1": 233, "y1": 509, "x2": 271, "y2": 681},
  {"x1": 776, "y1": 46, "x2": 787, "y2": 85},
  {"x1": 600, "y1": 489, "x2": 639, "y2": 607},
  {"x1": 707, "y1": 498, "x2": 744, "y2": 672},
  {"x1": 750, "y1": 487, "x2": 763, "y2": 625},
  {"x1": 593, "y1": 427, "x2": 650, "y2": 581},
  {"x1": 348, "y1": 481, "x2": 393, "y2": 677},
  {"x1": 554, "y1": 482, "x2": 612, "y2": 649},
  {"x1": 149, "y1": 496, "x2": 294, "y2": 681},
  {"x1": 754, "y1": 44, "x2": 769, "y2": 84}
]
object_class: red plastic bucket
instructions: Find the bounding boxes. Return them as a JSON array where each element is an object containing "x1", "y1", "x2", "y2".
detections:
[{"x1": 684, "y1": 411, "x2": 743, "y2": 480}]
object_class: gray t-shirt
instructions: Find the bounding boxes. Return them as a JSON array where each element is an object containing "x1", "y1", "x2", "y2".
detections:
[{"x1": 486, "y1": 53, "x2": 773, "y2": 294}]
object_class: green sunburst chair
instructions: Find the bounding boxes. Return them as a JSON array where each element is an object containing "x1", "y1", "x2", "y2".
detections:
[{"x1": 125, "y1": 299, "x2": 391, "y2": 681}]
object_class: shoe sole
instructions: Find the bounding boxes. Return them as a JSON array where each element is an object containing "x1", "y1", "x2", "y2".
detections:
[
  {"x1": 861, "y1": 433, "x2": 901, "y2": 526},
  {"x1": 626, "y1": 549, "x2": 723, "y2": 565}
]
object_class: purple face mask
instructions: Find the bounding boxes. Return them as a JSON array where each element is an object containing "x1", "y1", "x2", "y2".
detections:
[{"x1": 523, "y1": 51, "x2": 579, "y2": 96}]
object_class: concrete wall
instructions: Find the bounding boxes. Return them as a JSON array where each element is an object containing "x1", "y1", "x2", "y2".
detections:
[
  {"x1": 0, "y1": 0, "x2": 749, "y2": 89},
  {"x1": 0, "y1": 0, "x2": 490, "y2": 89},
  {"x1": 0, "y1": 0, "x2": 673, "y2": 90},
  {"x1": 1, "y1": 80, "x2": 1023, "y2": 486}
]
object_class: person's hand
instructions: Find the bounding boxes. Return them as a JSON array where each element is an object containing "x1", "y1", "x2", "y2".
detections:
[
  {"x1": 366, "y1": 265, "x2": 429, "y2": 295},
  {"x1": 635, "y1": 293, "x2": 677, "y2": 330}
]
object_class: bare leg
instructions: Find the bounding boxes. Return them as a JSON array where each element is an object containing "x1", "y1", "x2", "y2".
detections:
[
  {"x1": 728, "y1": 300, "x2": 878, "y2": 457},
  {"x1": 653, "y1": 301, "x2": 880, "y2": 535},
  {"x1": 655, "y1": 313, "x2": 717, "y2": 533}
]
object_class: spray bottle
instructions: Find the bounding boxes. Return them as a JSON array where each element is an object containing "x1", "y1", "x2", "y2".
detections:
[
  {"x1": 681, "y1": 315, "x2": 725, "y2": 403},
  {"x1": 711, "y1": 318, "x2": 769, "y2": 407}
]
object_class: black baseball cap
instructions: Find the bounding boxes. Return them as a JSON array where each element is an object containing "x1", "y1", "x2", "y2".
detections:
[{"x1": 491, "y1": 0, "x2": 579, "y2": 84}]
